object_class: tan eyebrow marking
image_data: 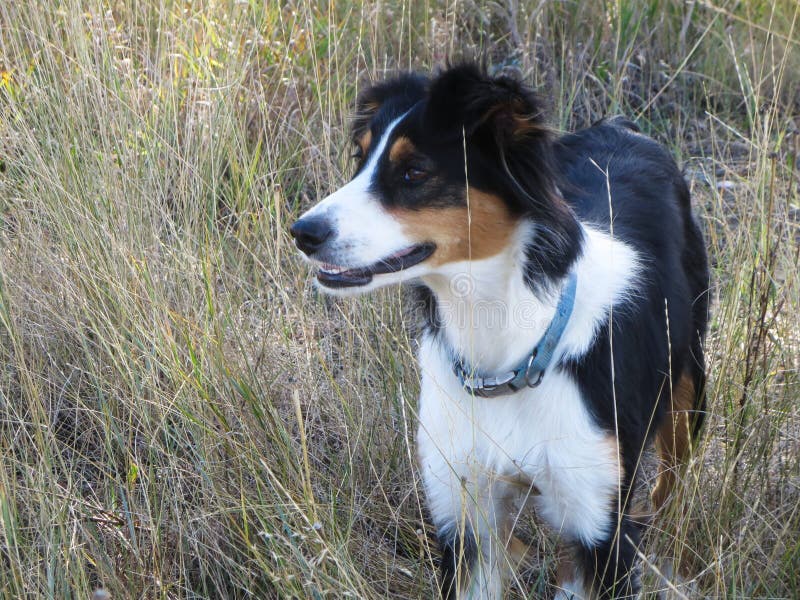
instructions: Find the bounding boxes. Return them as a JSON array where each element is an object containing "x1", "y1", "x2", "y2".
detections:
[
  {"x1": 388, "y1": 136, "x2": 416, "y2": 162},
  {"x1": 356, "y1": 130, "x2": 372, "y2": 155}
]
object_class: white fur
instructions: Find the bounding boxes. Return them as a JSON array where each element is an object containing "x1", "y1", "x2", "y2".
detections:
[
  {"x1": 296, "y1": 111, "x2": 435, "y2": 296},
  {"x1": 416, "y1": 223, "x2": 641, "y2": 598},
  {"x1": 421, "y1": 225, "x2": 641, "y2": 375},
  {"x1": 554, "y1": 580, "x2": 589, "y2": 600}
]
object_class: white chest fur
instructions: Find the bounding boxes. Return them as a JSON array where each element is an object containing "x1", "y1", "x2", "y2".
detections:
[
  {"x1": 414, "y1": 224, "x2": 639, "y2": 553},
  {"x1": 412, "y1": 223, "x2": 640, "y2": 599},
  {"x1": 416, "y1": 335, "x2": 621, "y2": 547}
]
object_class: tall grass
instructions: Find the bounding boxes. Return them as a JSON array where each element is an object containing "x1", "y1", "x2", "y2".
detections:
[{"x1": 0, "y1": 1, "x2": 797, "y2": 598}]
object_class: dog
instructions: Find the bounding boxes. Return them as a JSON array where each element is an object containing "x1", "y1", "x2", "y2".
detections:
[{"x1": 290, "y1": 64, "x2": 709, "y2": 599}]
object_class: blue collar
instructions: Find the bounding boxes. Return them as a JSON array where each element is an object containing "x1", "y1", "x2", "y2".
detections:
[{"x1": 452, "y1": 272, "x2": 578, "y2": 398}]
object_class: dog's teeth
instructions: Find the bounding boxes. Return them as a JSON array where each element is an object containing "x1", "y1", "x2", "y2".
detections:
[{"x1": 320, "y1": 264, "x2": 347, "y2": 275}]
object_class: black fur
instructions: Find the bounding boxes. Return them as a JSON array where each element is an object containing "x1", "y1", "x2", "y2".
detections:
[
  {"x1": 555, "y1": 119, "x2": 709, "y2": 461},
  {"x1": 554, "y1": 119, "x2": 708, "y2": 596},
  {"x1": 575, "y1": 512, "x2": 642, "y2": 599},
  {"x1": 438, "y1": 526, "x2": 478, "y2": 600}
]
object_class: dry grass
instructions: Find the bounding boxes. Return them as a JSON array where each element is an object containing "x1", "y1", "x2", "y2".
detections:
[{"x1": 0, "y1": 1, "x2": 798, "y2": 598}]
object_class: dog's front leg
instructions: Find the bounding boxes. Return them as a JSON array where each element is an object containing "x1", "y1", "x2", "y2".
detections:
[{"x1": 420, "y1": 450, "x2": 515, "y2": 600}]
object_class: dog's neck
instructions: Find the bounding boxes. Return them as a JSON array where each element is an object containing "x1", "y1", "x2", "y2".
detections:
[
  {"x1": 420, "y1": 222, "x2": 569, "y2": 375},
  {"x1": 419, "y1": 221, "x2": 642, "y2": 379}
]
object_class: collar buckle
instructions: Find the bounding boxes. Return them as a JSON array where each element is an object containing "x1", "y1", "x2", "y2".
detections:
[{"x1": 458, "y1": 368, "x2": 516, "y2": 398}]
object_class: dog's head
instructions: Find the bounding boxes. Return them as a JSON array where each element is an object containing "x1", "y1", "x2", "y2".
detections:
[{"x1": 291, "y1": 64, "x2": 570, "y2": 295}]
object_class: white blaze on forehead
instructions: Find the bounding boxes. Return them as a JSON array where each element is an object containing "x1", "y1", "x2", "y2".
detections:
[
  {"x1": 357, "y1": 109, "x2": 413, "y2": 182},
  {"x1": 306, "y1": 110, "x2": 410, "y2": 213},
  {"x1": 298, "y1": 111, "x2": 416, "y2": 266}
]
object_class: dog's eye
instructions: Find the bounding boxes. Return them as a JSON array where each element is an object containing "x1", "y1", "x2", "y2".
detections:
[
  {"x1": 403, "y1": 167, "x2": 427, "y2": 183},
  {"x1": 351, "y1": 145, "x2": 364, "y2": 161}
]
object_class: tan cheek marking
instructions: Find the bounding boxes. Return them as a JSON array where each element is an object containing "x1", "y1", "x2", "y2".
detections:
[
  {"x1": 388, "y1": 189, "x2": 519, "y2": 266},
  {"x1": 388, "y1": 136, "x2": 415, "y2": 162}
]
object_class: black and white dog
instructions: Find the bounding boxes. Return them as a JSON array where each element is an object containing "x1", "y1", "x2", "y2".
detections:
[{"x1": 291, "y1": 64, "x2": 709, "y2": 599}]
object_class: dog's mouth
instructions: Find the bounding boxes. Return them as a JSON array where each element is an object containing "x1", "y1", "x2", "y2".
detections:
[{"x1": 315, "y1": 243, "x2": 435, "y2": 288}]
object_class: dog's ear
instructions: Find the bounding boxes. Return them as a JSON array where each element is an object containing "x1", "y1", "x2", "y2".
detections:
[
  {"x1": 425, "y1": 64, "x2": 562, "y2": 216},
  {"x1": 351, "y1": 74, "x2": 428, "y2": 143},
  {"x1": 424, "y1": 64, "x2": 548, "y2": 148}
]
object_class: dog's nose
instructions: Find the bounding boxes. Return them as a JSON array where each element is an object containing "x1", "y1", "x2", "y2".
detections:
[{"x1": 290, "y1": 216, "x2": 334, "y2": 255}]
